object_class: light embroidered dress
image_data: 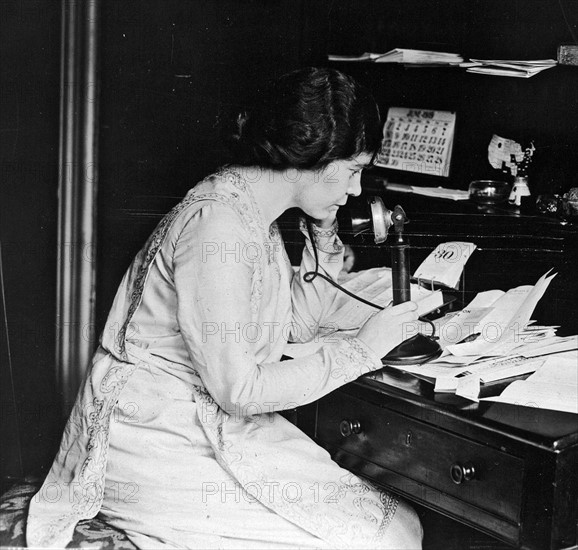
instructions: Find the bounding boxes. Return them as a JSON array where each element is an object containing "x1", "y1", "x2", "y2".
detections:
[{"x1": 27, "y1": 169, "x2": 422, "y2": 549}]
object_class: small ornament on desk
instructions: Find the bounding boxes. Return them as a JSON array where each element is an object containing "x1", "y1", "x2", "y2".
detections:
[
  {"x1": 510, "y1": 175, "x2": 532, "y2": 208},
  {"x1": 562, "y1": 187, "x2": 578, "y2": 218},
  {"x1": 487, "y1": 135, "x2": 535, "y2": 207}
]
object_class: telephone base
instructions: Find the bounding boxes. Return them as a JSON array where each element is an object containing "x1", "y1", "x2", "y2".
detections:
[{"x1": 381, "y1": 333, "x2": 443, "y2": 366}]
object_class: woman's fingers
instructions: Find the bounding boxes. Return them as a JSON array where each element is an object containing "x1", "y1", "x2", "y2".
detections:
[{"x1": 357, "y1": 301, "x2": 420, "y2": 358}]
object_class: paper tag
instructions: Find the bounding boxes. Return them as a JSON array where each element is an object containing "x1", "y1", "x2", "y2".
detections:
[{"x1": 413, "y1": 241, "x2": 477, "y2": 289}]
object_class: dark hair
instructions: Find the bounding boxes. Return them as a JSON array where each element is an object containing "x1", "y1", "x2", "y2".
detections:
[{"x1": 228, "y1": 67, "x2": 381, "y2": 170}]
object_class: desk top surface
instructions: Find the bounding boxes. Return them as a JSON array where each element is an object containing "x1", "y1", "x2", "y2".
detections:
[{"x1": 352, "y1": 368, "x2": 578, "y2": 451}]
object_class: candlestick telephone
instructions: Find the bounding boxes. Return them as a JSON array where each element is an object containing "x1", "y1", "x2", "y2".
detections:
[{"x1": 304, "y1": 197, "x2": 442, "y2": 365}]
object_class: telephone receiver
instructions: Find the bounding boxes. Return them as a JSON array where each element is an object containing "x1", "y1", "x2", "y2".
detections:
[{"x1": 346, "y1": 197, "x2": 443, "y2": 365}]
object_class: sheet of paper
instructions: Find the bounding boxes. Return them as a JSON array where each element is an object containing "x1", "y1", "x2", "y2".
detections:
[
  {"x1": 467, "y1": 66, "x2": 554, "y2": 78},
  {"x1": 481, "y1": 350, "x2": 578, "y2": 413},
  {"x1": 471, "y1": 58, "x2": 558, "y2": 66},
  {"x1": 434, "y1": 356, "x2": 545, "y2": 395},
  {"x1": 520, "y1": 335, "x2": 578, "y2": 358},
  {"x1": 382, "y1": 182, "x2": 468, "y2": 201},
  {"x1": 429, "y1": 353, "x2": 481, "y2": 365},
  {"x1": 503, "y1": 271, "x2": 556, "y2": 333},
  {"x1": 482, "y1": 382, "x2": 578, "y2": 414},
  {"x1": 524, "y1": 350, "x2": 578, "y2": 385},
  {"x1": 408, "y1": 187, "x2": 469, "y2": 201},
  {"x1": 465, "y1": 290, "x2": 504, "y2": 309},
  {"x1": 446, "y1": 271, "x2": 556, "y2": 357},
  {"x1": 434, "y1": 377, "x2": 460, "y2": 392},
  {"x1": 327, "y1": 52, "x2": 385, "y2": 62},
  {"x1": 478, "y1": 359, "x2": 544, "y2": 383},
  {"x1": 456, "y1": 376, "x2": 481, "y2": 401},
  {"x1": 433, "y1": 307, "x2": 493, "y2": 348}
]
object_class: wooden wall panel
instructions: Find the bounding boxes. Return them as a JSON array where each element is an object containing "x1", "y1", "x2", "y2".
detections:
[{"x1": 1, "y1": 0, "x2": 63, "y2": 480}]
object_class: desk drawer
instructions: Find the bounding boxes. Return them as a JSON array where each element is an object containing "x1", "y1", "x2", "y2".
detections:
[{"x1": 316, "y1": 391, "x2": 524, "y2": 523}]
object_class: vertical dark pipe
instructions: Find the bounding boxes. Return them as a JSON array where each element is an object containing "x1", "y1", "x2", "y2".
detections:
[
  {"x1": 56, "y1": 0, "x2": 100, "y2": 415},
  {"x1": 391, "y1": 241, "x2": 411, "y2": 305}
]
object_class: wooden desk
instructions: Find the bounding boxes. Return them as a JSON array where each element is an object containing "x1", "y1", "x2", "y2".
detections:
[{"x1": 295, "y1": 369, "x2": 578, "y2": 550}]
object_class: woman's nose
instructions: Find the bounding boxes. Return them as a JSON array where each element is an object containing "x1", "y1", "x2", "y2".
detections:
[{"x1": 348, "y1": 173, "x2": 362, "y2": 197}]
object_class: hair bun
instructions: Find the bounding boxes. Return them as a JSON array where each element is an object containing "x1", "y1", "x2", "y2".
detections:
[{"x1": 223, "y1": 67, "x2": 380, "y2": 169}]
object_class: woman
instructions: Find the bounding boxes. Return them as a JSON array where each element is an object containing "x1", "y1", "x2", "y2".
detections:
[{"x1": 27, "y1": 67, "x2": 422, "y2": 549}]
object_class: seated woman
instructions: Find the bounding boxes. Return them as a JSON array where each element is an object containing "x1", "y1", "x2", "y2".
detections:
[{"x1": 27, "y1": 67, "x2": 423, "y2": 549}]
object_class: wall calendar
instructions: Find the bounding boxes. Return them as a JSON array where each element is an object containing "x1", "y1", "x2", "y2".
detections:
[{"x1": 375, "y1": 107, "x2": 456, "y2": 177}]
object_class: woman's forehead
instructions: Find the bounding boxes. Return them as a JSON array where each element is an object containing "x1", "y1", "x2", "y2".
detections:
[{"x1": 346, "y1": 152, "x2": 374, "y2": 167}]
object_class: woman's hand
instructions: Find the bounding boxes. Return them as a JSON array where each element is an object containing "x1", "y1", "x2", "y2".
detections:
[{"x1": 356, "y1": 301, "x2": 419, "y2": 358}]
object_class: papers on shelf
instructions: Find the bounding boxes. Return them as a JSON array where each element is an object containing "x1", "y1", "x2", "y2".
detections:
[
  {"x1": 382, "y1": 182, "x2": 469, "y2": 201},
  {"x1": 471, "y1": 58, "x2": 558, "y2": 65},
  {"x1": 410, "y1": 187, "x2": 470, "y2": 200},
  {"x1": 374, "y1": 49, "x2": 464, "y2": 65},
  {"x1": 327, "y1": 52, "x2": 386, "y2": 62},
  {"x1": 327, "y1": 53, "x2": 556, "y2": 77},
  {"x1": 466, "y1": 58, "x2": 557, "y2": 78},
  {"x1": 328, "y1": 49, "x2": 464, "y2": 65}
]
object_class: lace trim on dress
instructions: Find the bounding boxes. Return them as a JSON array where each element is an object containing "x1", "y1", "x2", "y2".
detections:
[
  {"x1": 298, "y1": 217, "x2": 339, "y2": 238},
  {"x1": 331, "y1": 337, "x2": 381, "y2": 383},
  {"x1": 29, "y1": 360, "x2": 139, "y2": 548},
  {"x1": 117, "y1": 171, "x2": 271, "y2": 358},
  {"x1": 298, "y1": 217, "x2": 344, "y2": 256}
]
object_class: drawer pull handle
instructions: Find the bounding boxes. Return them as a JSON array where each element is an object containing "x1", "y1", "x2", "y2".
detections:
[
  {"x1": 450, "y1": 462, "x2": 476, "y2": 484},
  {"x1": 339, "y1": 419, "x2": 362, "y2": 437}
]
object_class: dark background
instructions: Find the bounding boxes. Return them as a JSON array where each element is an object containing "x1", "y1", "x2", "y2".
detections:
[{"x1": 2, "y1": 0, "x2": 577, "y2": 482}]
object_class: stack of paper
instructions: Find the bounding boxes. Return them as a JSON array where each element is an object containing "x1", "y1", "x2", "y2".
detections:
[
  {"x1": 374, "y1": 49, "x2": 464, "y2": 65},
  {"x1": 328, "y1": 49, "x2": 464, "y2": 65},
  {"x1": 327, "y1": 52, "x2": 386, "y2": 62},
  {"x1": 381, "y1": 270, "x2": 578, "y2": 410},
  {"x1": 443, "y1": 270, "x2": 557, "y2": 358},
  {"x1": 465, "y1": 59, "x2": 557, "y2": 78},
  {"x1": 384, "y1": 183, "x2": 470, "y2": 201}
]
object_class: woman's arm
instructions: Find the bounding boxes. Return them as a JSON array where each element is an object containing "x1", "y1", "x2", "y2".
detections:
[{"x1": 173, "y1": 203, "x2": 383, "y2": 415}]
